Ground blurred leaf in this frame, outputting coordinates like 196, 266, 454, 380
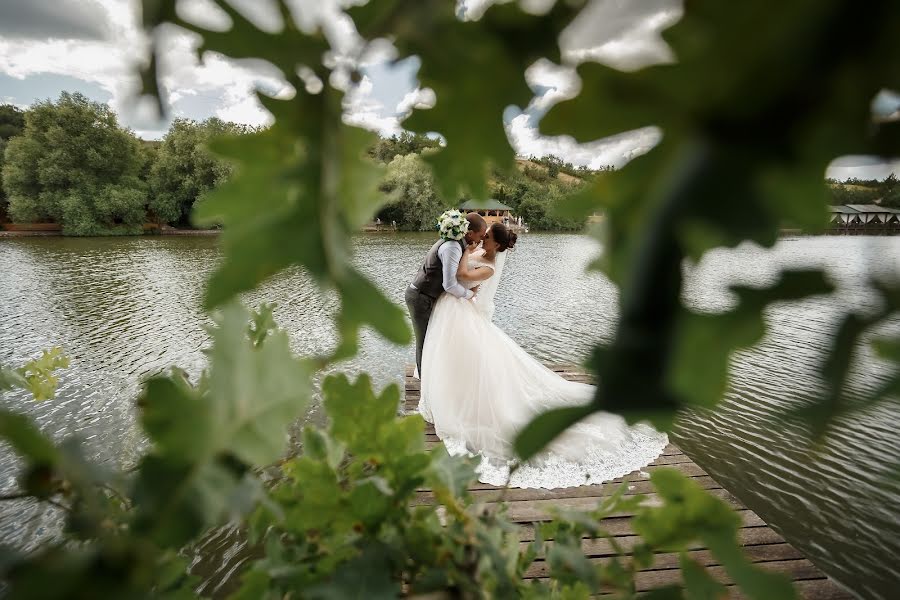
705, 531, 796, 600
788, 279, 900, 437
0, 409, 60, 465
142, 1, 410, 359
14, 347, 69, 401
546, 542, 599, 589
514, 404, 595, 462
194, 90, 409, 360
248, 302, 277, 347
228, 570, 278, 600
355, 0, 579, 200
323, 374, 402, 456
0, 366, 28, 394
643, 587, 686, 600
427, 446, 477, 500
132, 454, 252, 547
633, 469, 739, 550
681, 554, 727, 600
206, 303, 312, 466
306, 543, 400, 599
141, 302, 311, 466
302, 426, 346, 471
667, 270, 833, 411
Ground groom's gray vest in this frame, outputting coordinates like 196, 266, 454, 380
412, 239, 465, 299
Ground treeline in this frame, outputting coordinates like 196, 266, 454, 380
0, 93, 604, 235
826, 174, 900, 208
373, 132, 606, 231
0, 93, 251, 235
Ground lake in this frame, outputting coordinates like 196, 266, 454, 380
1, 233, 898, 598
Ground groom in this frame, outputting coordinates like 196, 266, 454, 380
406, 212, 487, 378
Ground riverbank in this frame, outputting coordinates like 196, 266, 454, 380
0, 224, 222, 237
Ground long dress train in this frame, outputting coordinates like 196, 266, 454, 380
419, 250, 668, 489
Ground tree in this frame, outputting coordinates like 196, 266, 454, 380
2, 92, 146, 234
0, 104, 26, 218
147, 118, 244, 226
377, 153, 445, 230
367, 131, 440, 163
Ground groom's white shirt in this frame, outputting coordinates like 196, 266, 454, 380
437, 242, 473, 300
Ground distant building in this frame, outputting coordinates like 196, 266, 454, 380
828, 204, 900, 232
458, 199, 514, 226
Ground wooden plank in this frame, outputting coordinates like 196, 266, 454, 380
412, 475, 723, 505
518, 526, 785, 560
523, 542, 804, 578
596, 578, 853, 599
630, 560, 823, 591
498, 488, 743, 523
732, 578, 854, 600
515, 509, 767, 541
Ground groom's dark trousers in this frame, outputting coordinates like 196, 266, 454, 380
407, 238, 464, 377
405, 286, 435, 378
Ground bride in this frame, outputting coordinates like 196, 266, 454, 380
419, 223, 668, 489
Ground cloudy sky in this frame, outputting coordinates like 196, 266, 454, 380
1, 0, 897, 178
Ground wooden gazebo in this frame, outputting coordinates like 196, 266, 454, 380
458, 199, 515, 226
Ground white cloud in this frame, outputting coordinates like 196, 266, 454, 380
342, 74, 404, 136
826, 156, 900, 181
561, 0, 682, 71
506, 111, 660, 169
396, 87, 435, 118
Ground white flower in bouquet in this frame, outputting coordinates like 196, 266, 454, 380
436, 209, 469, 241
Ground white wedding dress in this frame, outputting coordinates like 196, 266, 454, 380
419, 249, 668, 489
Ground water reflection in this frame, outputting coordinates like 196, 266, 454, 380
0, 234, 898, 598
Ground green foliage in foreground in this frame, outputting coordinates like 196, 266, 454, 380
0, 314, 791, 599
0, 0, 898, 597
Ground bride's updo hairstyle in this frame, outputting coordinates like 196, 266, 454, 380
491, 223, 518, 252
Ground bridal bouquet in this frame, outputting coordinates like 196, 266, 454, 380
437, 209, 469, 241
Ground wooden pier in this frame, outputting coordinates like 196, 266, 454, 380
404, 365, 851, 598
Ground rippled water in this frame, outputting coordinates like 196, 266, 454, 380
0, 233, 898, 598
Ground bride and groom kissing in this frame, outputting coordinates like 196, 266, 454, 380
405, 210, 668, 490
